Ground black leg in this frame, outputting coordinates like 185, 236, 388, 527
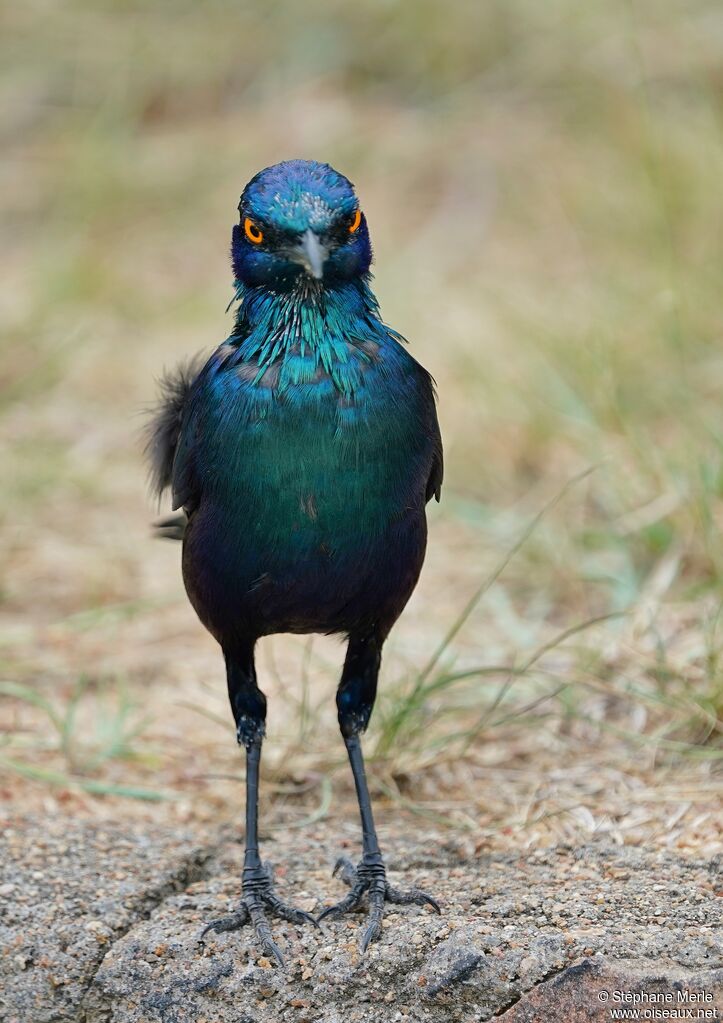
200, 640, 317, 965
318, 630, 440, 950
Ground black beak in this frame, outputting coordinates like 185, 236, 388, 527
292, 229, 328, 280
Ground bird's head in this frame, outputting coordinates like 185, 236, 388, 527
231, 160, 372, 290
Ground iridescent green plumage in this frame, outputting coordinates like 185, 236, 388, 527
147, 160, 442, 963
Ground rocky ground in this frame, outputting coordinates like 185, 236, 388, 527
1, 815, 721, 1023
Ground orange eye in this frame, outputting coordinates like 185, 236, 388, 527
349, 208, 362, 233
244, 217, 263, 244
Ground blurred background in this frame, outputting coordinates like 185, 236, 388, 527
1, 0, 721, 853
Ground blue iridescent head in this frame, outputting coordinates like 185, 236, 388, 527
231, 160, 372, 290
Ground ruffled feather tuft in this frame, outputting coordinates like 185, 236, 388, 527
144, 357, 203, 501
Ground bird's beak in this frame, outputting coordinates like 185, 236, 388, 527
292, 229, 328, 280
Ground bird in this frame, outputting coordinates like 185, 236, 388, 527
146, 159, 443, 966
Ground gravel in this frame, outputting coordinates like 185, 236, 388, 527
1, 815, 721, 1022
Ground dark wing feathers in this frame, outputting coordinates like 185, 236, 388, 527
422, 370, 443, 504
145, 356, 204, 513
426, 442, 443, 503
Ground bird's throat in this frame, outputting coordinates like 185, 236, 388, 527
228, 277, 387, 395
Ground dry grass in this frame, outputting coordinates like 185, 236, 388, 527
1, 0, 721, 854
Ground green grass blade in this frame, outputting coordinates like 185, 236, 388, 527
0, 756, 171, 800
0, 681, 64, 734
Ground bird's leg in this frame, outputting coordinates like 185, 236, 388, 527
200, 641, 317, 966
318, 630, 440, 951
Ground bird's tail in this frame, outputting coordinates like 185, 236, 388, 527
153, 512, 187, 541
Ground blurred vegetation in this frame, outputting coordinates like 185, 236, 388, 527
0, 0, 721, 831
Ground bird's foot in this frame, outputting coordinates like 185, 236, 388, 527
317, 855, 440, 952
199, 862, 317, 967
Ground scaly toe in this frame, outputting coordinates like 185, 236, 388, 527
359, 879, 385, 952
247, 894, 287, 967
199, 904, 251, 939
319, 854, 442, 951
260, 934, 285, 968
262, 891, 320, 929
331, 856, 359, 887
199, 868, 316, 965
385, 884, 441, 913
316, 880, 366, 923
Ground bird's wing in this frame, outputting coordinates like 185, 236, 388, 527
145, 356, 205, 520
422, 370, 443, 504
426, 436, 443, 503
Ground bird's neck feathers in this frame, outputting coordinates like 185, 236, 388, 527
226, 277, 401, 395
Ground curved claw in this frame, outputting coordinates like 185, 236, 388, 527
198, 871, 316, 967
360, 880, 385, 952
331, 856, 358, 886
258, 933, 285, 968
321, 855, 442, 952
386, 885, 441, 914
267, 943, 285, 968
316, 878, 367, 923
199, 905, 250, 939
247, 894, 287, 967
360, 919, 382, 954
263, 891, 320, 929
